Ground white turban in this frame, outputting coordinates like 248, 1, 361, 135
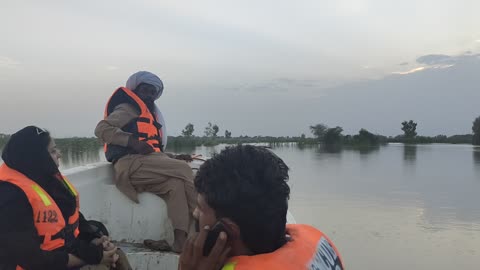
126, 71, 164, 100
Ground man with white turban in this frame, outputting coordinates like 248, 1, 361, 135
95, 71, 195, 252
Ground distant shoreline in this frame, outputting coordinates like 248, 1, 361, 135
0, 134, 476, 152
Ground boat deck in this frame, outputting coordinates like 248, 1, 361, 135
117, 242, 179, 270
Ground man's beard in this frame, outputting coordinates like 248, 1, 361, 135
145, 99, 156, 113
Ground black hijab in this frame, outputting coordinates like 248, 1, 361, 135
1, 126, 76, 218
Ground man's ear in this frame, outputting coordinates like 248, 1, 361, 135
220, 218, 240, 240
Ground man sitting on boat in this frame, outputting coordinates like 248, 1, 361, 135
179, 145, 345, 270
95, 71, 196, 253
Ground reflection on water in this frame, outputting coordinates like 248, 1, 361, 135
167, 144, 198, 156
313, 145, 342, 162
309, 144, 381, 162
295, 142, 309, 151
403, 144, 417, 163
320, 144, 343, 154
276, 143, 480, 270
474, 149, 480, 177
474, 149, 480, 164
353, 145, 380, 156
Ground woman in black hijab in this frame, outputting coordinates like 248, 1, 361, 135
0, 126, 123, 270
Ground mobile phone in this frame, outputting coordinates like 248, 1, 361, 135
203, 221, 226, 256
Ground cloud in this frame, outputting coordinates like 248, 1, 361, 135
391, 52, 480, 75
399, 62, 409, 66
392, 66, 425, 75
392, 63, 456, 76
231, 78, 328, 94
416, 54, 455, 65
416, 53, 480, 66
106, 65, 119, 71
0, 56, 20, 69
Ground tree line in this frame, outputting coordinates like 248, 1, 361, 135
309, 116, 480, 146
1, 116, 479, 150
172, 116, 480, 147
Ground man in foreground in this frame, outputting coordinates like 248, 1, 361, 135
179, 145, 344, 270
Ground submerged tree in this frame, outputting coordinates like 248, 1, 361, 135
401, 120, 417, 139
323, 126, 343, 145
204, 122, 213, 137
204, 122, 219, 137
310, 124, 328, 141
182, 123, 194, 137
212, 124, 219, 137
310, 124, 343, 144
353, 128, 379, 145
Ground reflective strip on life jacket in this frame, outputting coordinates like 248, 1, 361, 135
61, 175, 80, 237
31, 184, 52, 206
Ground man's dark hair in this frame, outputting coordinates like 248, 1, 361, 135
194, 145, 290, 254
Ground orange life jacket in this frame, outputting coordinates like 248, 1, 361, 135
0, 164, 80, 270
222, 224, 344, 270
103, 87, 163, 162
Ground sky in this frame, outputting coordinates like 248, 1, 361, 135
0, 0, 479, 137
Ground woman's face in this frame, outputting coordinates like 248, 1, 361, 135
48, 138, 61, 167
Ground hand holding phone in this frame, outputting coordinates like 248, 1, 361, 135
178, 222, 231, 270
203, 221, 227, 256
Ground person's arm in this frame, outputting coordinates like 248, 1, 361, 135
68, 238, 104, 265
69, 213, 106, 265
67, 254, 86, 268
78, 212, 100, 243
0, 183, 71, 270
94, 103, 139, 146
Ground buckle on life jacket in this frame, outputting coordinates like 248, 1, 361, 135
153, 121, 163, 129
137, 132, 149, 139
137, 117, 151, 123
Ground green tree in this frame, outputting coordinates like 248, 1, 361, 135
204, 122, 214, 137
212, 124, 219, 137
324, 126, 343, 145
204, 122, 219, 137
181, 123, 194, 137
473, 116, 480, 145
310, 124, 328, 141
225, 130, 232, 138
401, 120, 417, 139
353, 128, 379, 145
